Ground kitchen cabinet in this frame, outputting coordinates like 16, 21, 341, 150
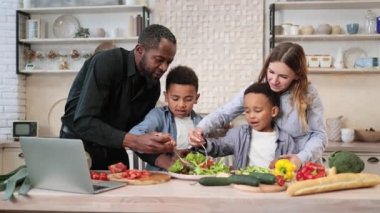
1, 147, 25, 174
0, 148, 2, 174
16, 4, 150, 74
269, 0, 380, 74
322, 142, 380, 175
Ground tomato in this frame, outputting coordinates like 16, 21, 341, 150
90, 171, 100, 180
108, 162, 127, 173
99, 172, 109, 181
276, 175, 286, 186
121, 169, 151, 180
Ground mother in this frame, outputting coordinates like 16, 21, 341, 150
190, 42, 327, 170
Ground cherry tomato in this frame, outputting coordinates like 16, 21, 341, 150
276, 175, 286, 186
90, 171, 100, 180
99, 172, 109, 181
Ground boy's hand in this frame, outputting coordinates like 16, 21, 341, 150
279, 154, 302, 171
188, 128, 205, 147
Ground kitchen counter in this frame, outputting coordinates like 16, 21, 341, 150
2, 140, 380, 152
0, 179, 379, 212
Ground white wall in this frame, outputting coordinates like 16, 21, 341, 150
0, 0, 26, 140
21, 0, 265, 138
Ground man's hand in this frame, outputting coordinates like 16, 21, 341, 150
188, 128, 205, 147
123, 132, 175, 153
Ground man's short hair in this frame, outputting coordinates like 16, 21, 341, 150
138, 24, 176, 50
166, 65, 198, 92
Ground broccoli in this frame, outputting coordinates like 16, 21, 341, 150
328, 151, 365, 173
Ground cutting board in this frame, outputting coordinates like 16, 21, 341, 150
107, 172, 171, 185
232, 183, 286, 193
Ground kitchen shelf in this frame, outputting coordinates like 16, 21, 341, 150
275, 34, 380, 42
19, 37, 138, 44
18, 5, 150, 14
274, 0, 380, 10
19, 69, 80, 74
309, 68, 380, 74
16, 4, 150, 75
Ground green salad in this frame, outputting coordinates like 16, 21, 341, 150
168, 152, 230, 175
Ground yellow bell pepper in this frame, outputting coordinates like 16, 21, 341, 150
274, 159, 296, 181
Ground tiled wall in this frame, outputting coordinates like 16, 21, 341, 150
0, 0, 26, 140
152, 0, 264, 113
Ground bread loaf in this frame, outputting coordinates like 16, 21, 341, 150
287, 173, 380, 196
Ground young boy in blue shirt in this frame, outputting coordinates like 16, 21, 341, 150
129, 65, 202, 170
190, 82, 296, 169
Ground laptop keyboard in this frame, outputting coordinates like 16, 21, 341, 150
93, 184, 108, 191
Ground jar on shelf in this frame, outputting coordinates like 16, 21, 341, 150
364, 10, 377, 34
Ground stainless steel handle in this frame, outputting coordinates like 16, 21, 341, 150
367, 157, 379, 164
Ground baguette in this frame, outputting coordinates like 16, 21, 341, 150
287, 173, 380, 196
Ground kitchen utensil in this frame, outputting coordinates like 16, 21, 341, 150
173, 149, 195, 170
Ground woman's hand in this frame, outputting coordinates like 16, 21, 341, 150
279, 154, 302, 171
188, 128, 205, 147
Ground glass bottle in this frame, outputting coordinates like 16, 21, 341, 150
365, 10, 377, 34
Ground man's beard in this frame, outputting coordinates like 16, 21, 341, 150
138, 55, 158, 86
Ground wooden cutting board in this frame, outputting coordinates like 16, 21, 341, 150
107, 172, 171, 185
232, 183, 287, 193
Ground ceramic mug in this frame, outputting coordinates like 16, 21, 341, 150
346, 23, 359, 34
341, 128, 355, 143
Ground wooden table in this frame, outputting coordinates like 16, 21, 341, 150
1, 179, 380, 213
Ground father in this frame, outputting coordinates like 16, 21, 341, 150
60, 24, 177, 169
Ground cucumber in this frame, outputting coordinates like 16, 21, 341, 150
198, 177, 231, 186
228, 175, 259, 186
249, 172, 276, 185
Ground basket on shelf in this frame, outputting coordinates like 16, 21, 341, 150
355, 129, 380, 142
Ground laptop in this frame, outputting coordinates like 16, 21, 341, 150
20, 137, 126, 194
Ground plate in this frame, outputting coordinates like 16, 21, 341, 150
343, 47, 367, 68
168, 172, 215, 181
53, 15, 80, 38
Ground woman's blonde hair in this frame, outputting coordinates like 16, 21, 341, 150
258, 42, 310, 131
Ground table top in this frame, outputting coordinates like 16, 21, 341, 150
1, 179, 380, 212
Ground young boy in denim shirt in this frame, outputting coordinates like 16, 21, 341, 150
129, 65, 202, 170
190, 82, 296, 169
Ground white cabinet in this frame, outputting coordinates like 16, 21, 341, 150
322, 152, 380, 175
269, 0, 380, 74
2, 147, 25, 174
16, 5, 150, 74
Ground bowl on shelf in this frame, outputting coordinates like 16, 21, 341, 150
355, 129, 380, 142
316, 24, 332, 34
300, 25, 314, 35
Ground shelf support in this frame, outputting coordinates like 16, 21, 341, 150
269, 3, 275, 49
